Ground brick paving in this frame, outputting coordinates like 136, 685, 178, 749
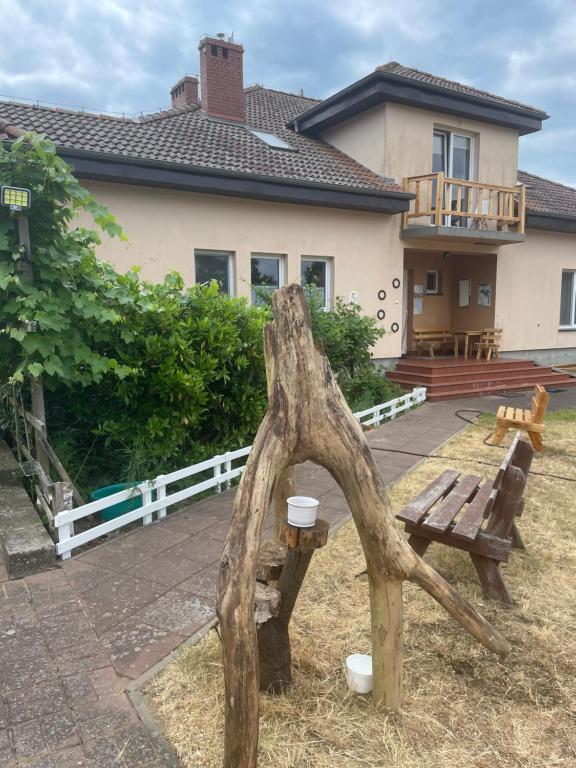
0, 389, 574, 766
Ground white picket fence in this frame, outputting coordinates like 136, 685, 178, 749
54, 386, 426, 559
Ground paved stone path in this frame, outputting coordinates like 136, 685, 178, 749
1, 388, 574, 766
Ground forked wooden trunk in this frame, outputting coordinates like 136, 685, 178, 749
217, 285, 509, 768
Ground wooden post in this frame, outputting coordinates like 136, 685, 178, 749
217, 285, 510, 768
369, 575, 403, 710
519, 184, 526, 234
30, 378, 49, 476
435, 172, 445, 226
52, 481, 74, 560
17, 213, 50, 476
258, 519, 328, 692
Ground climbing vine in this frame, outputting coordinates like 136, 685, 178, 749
0, 132, 132, 385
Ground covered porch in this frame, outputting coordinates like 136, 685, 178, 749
401, 248, 497, 358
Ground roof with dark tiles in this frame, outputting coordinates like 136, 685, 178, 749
376, 62, 548, 118
0, 88, 403, 195
1, 78, 572, 222
518, 170, 576, 220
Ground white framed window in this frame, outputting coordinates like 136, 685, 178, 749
560, 270, 576, 329
194, 250, 234, 295
301, 257, 332, 309
426, 270, 440, 294
250, 253, 285, 305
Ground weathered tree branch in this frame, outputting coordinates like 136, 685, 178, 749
217, 285, 509, 768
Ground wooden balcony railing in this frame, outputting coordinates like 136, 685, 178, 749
402, 172, 525, 234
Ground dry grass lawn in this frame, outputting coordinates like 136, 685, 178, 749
147, 410, 576, 767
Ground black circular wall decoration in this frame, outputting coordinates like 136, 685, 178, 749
391, 322, 400, 333
377, 289, 386, 301
392, 278, 401, 289
377, 309, 386, 320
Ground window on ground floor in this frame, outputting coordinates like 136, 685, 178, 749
301, 257, 331, 309
195, 250, 234, 295
251, 254, 285, 305
560, 270, 576, 328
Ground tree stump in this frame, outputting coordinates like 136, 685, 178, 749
258, 519, 328, 692
217, 284, 510, 768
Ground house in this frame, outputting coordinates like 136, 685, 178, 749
1, 34, 575, 379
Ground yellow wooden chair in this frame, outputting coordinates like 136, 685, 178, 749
493, 384, 550, 452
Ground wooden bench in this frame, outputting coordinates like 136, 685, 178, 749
413, 329, 454, 359
493, 384, 549, 452
396, 432, 534, 603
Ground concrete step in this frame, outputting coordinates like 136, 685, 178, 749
0, 440, 55, 578
425, 375, 576, 401
393, 359, 536, 376
387, 367, 567, 387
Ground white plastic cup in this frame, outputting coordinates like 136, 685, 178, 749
286, 496, 319, 528
345, 653, 373, 694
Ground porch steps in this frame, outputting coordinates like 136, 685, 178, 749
387, 358, 576, 401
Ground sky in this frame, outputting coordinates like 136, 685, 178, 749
0, 0, 575, 185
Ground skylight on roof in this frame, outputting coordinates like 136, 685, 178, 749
247, 128, 294, 150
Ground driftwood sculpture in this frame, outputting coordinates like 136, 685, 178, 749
217, 284, 509, 768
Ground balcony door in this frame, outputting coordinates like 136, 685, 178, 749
433, 130, 473, 225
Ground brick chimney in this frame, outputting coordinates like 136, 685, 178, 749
170, 75, 199, 108
199, 34, 245, 123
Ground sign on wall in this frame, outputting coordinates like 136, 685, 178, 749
478, 283, 492, 307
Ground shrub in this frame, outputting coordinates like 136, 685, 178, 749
305, 292, 403, 411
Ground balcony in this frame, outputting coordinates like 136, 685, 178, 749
401, 172, 526, 246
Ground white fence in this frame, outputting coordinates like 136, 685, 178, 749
54, 386, 426, 559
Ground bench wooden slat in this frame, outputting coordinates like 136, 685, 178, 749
405, 522, 512, 562
505, 406, 514, 421
396, 469, 460, 524
489, 432, 520, 503
422, 474, 482, 533
451, 479, 494, 541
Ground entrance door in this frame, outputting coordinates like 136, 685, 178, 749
401, 268, 413, 355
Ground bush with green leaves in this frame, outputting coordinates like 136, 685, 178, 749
304, 291, 402, 411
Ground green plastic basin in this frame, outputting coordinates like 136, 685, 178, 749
90, 482, 143, 522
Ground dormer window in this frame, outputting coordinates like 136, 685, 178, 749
247, 128, 294, 151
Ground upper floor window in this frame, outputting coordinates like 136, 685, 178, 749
433, 129, 473, 181
560, 270, 576, 329
195, 250, 234, 295
301, 257, 331, 310
251, 254, 285, 305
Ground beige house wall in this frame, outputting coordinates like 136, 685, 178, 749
495, 230, 576, 352
322, 105, 387, 177
382, 102, 519, 186
320, 101, 519, 187
79, 180, 405, 359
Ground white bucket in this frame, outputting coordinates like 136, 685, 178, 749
345, 653, 373, 694
286, 496, 319, 528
